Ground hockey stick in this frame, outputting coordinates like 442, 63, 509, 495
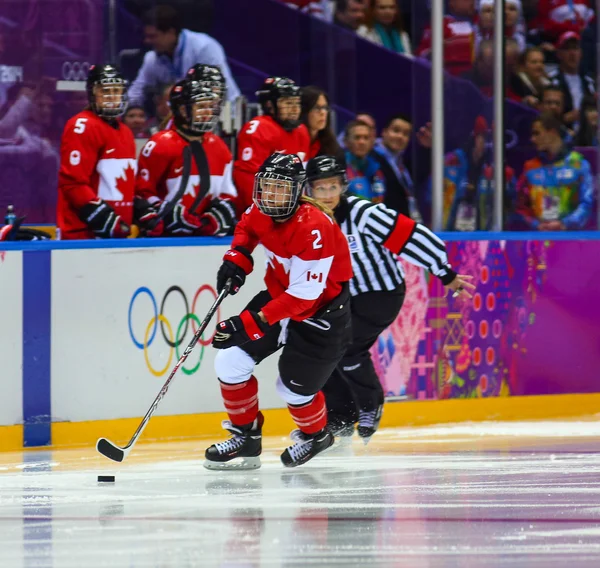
96, 279, 232, 462
188, 139, 212, 215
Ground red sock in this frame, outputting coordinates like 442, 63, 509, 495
288, 391, 327, 434
219, 376, 259, 427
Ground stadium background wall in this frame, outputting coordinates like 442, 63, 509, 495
1, 233, 599, 452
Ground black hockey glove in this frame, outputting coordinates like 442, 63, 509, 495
216, 246, 253, 295
199, 198, 237, 237
78, 199, 130, 239
163, 202, 204, 236
133, 197, 164, 237
212, 310, 269, 349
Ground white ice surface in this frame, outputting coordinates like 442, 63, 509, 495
1, 421, 600, 567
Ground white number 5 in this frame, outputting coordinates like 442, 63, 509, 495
311, 229, 322, 249
73, 117, 88, 134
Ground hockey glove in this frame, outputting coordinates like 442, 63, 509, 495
78, 199, 130, 239
163, 202, 204, 236
198, 198, 237, 237
216, 246, 254, 295
212, 310, 269, 349
133, 197, 164, 237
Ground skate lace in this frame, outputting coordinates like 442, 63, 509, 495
288, 429, 312, 462
358, 409, 377, 428
214, 420, 246, 454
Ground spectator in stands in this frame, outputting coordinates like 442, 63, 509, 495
509, 47, 549, 108
536, 0, 594, 45
505, 0, 527, 52
357, 0, 412, 55
439, 116, 517, 232
516, 113, 593, 230
540, 85, 566, 119
344, 119, 386, 202
548, 32, 595, 130
475, 0, 525, 53
373, 114, 431, 220
356, 112, 376, 144
505, 38, 522, 78
128, 5, 240, 110
417, 0, 476, 76
300, 86, 343, 159
279, 0, 332, 20
148, 83, 173, 134
333, 0, 366, 31
123, 105, 150, 138
461, 40, 494, 97
575, 94, 598, 146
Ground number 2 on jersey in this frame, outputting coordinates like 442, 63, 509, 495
311, 229, 322, 249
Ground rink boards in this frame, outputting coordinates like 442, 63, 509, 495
2, 234, 600, 451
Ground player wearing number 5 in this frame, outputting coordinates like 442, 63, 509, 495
204, 153, 353, 470
232, 77, 310, 214
57, 65, 136, 240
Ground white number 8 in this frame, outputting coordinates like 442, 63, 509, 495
142, 140, 156, 158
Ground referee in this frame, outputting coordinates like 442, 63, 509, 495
305, 156, 474, 443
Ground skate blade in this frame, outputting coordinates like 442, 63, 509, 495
203, 456, 261, 471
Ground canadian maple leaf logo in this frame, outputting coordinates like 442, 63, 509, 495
115, 163, 136, 197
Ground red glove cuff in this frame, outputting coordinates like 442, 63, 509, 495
223, 247, 253, 275
240, 310, 266, 341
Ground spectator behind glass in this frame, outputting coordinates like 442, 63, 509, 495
504, 0, 526, 52
128, 4, 240, 110
536, 0, 594, 44
123, 105, 150, 138
548, 32, 595, 129
475, 0, 525, 53
575, 95, 598, 147
516, 113, 593, 230
333, 0, 366, 31
417, 0, 476, 76
300, 86, 343, 160
373, 114, 431, 220
344, 120, 386, 203
148, 83, 173, 134
509, 47, 549, 108
461, 40, 494, 97
278, 0, 332, 20
357, 0, 412, 55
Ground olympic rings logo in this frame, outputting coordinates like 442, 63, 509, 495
62, 61, 90, 82
128, 285, 220, 377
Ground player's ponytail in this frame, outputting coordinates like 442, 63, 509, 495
299, 196, 335, 222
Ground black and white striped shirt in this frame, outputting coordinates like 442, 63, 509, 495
335, 196, 455, 296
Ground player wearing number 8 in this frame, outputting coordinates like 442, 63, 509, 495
205, 153, 353, 469
232, 77, 310, 215
57, 64, 137, 240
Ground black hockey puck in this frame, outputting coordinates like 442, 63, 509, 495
97, 475, 115, 483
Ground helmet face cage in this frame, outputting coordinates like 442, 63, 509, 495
187, 87, 222, 134
257, 78, 301, 131
90, 76, 127, 119
253, 171, 304, 219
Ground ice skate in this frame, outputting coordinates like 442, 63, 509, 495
280, 428, 334, 467
204, 412, 264, 470
357, 405, 383, 445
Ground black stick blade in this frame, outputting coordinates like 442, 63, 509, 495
97, 438, 125, 462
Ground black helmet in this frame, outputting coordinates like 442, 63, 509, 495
170, 76, 220, 135
256, 77, 301, 132
86, 64, 127, 120
253, 153, 306, 220
305, 155, 347, 196
185, 64, 226, 132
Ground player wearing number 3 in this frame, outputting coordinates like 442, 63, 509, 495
204, 153, 353, 469
57, 65, 136, 240
232, 77, 310, 214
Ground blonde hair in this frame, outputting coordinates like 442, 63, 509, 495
300, 195, 335, 221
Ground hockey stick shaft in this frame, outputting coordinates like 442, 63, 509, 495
101, 280, 231, 458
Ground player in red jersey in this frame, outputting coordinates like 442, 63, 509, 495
232, 77, 310, 213
204, 153, 353, 470
57, 64, 136, 240
134, 65, 236, 236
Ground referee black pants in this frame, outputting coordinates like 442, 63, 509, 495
322, 285, 406, 423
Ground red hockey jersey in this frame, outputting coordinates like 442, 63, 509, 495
537, 0, 594, 40
417, 16, 475, 76
233, 116, 310, 213
135, 125, 236, 210
232, 202, 353, 325
57, 110, 136, 240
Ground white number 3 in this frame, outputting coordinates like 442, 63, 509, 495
311, 229, 322, 249
73, 117, 88, 134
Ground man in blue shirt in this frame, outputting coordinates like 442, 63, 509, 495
128, 5, 240, 108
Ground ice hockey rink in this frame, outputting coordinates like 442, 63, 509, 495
2, 421, 600, 568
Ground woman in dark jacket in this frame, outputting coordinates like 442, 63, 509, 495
300, 86, 344, 160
